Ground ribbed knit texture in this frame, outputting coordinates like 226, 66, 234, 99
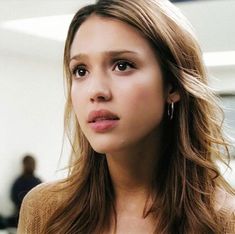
17, 182, 235, 234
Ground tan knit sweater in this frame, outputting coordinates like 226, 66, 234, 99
17, 182, 235, 234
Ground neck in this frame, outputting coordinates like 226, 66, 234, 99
106, 129, 162, 206
23, 171, 34, 176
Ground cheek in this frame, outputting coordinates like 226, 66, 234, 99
127, 84, 165, 110
121, 83, 166, 131
71, 85, 83, 110
71, 85, 85, 122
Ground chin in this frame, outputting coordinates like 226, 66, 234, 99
89, 139, 124, 155
91, 144, 116, 155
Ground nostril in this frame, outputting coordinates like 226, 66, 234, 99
90, 92, 112, 102
90, 95, 106, 102
97, 96, 107, 101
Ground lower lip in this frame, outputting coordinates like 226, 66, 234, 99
89, 119, 119, 133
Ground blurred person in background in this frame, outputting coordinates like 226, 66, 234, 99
7, 155, 42, 228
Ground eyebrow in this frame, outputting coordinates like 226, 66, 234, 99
70, 50, 138, 61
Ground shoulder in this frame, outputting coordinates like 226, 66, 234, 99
214, 188, 235, 233
31, 175, 42, 183
36, 176, 42, 183
23, 181, 63, 203
12, 176, 23, 185
17, 181, 66, 234
215, 188, 235, 214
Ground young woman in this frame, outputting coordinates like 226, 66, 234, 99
18, 0, 235, 233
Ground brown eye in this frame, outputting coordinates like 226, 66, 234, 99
117, 62, 128, 71
114, 60, 134, 72
72, 66, 88, 78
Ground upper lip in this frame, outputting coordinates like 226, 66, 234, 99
88, 109, 120, 123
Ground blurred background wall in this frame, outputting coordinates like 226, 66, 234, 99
0, 0, 234, 217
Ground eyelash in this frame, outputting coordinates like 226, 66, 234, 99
71, 65, 88, 78
71, 59, 136, 79
112, 59, 136, 72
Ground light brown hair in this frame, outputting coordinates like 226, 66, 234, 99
44, 0, 234, 233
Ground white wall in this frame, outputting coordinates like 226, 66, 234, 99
209, 66, 235, 93
0, 54, 69, 216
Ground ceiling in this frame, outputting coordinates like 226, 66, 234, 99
0, 0, 234, 62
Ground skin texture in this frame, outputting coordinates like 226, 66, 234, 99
69, 15, 180, 233
70, 15, 167, 154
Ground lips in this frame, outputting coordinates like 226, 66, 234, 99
88, 109, 119, 132
88, 110, 119, 123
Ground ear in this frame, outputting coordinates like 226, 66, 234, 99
166, 84, 180, 104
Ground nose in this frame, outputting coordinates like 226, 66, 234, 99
88, 74, 112, 103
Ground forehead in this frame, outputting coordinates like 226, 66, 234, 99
70, 15, 153, 58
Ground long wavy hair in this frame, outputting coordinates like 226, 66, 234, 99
44, 0, 234, 233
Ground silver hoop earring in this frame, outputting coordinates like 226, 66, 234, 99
167, 102, 174, 120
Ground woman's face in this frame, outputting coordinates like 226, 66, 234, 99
69, 15, 168, 154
